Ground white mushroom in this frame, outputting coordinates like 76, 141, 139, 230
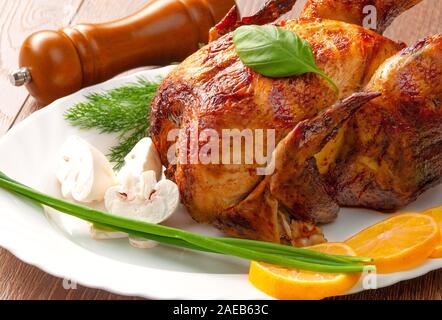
128, 237, 159, 249
104, 170, 179, 224
117, 137, 162, 182
57, 136, 117, 203
90, 225, 158, 249
90, 224, 127, 240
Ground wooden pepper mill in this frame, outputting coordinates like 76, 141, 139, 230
9, 0, 235, 105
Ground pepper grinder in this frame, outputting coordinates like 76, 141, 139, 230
9, 0, 235, 105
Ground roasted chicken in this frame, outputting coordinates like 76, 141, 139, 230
150, 0, 442, 246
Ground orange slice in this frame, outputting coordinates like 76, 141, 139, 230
346, 213, 440, 273
249, 243, 361, 300
422, 206, 442, 258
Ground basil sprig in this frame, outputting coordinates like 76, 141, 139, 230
233, 25, 338, 93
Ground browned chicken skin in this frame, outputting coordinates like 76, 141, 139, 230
272, 34, 442, 229
322, 34, 442, 211
150, 0, 441, 245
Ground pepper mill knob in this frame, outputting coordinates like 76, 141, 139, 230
9, 67, 32, 86
11, 0, 235, 105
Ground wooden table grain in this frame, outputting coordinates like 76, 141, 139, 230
0, 0, 441, 300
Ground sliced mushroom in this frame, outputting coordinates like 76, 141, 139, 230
117, 137, 162, 182
104, 171, 179, 224
90, 224, 127, 240
128, 237, 159, 249
57, 136, 117, 203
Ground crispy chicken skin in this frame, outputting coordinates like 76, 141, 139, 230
221, 92, 381, 244
278, 34, 442, 221
150, 0, 439, 245
270, 92, 381, 223
321, 34, 442, 211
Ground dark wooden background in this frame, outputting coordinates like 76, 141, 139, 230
0, 0, 441, 299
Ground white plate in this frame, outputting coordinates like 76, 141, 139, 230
0, 66, 441, 300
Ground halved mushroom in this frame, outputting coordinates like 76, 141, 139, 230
117, 137, 162, 182
90, 224, 127, 240
128, 237, 158, 249
104, 170, 179, 224
56, 136, 117, 203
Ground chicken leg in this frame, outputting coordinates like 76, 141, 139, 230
209, 0, 298, 41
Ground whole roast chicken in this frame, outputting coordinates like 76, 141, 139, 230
150, 0, 442, 246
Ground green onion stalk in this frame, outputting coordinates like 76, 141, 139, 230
0, 171, 373, 273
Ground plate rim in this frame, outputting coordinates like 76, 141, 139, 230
0, 66, 440, 299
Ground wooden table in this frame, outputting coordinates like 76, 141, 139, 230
0, 0, 441, 300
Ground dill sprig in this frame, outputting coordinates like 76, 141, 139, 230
64, 78, 160, 169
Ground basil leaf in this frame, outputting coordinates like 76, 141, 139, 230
233, 25, 338, 93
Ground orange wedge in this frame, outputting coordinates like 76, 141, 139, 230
422, 206, 442, 258
346, 213, 440, 273
249, 243, 361, 300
